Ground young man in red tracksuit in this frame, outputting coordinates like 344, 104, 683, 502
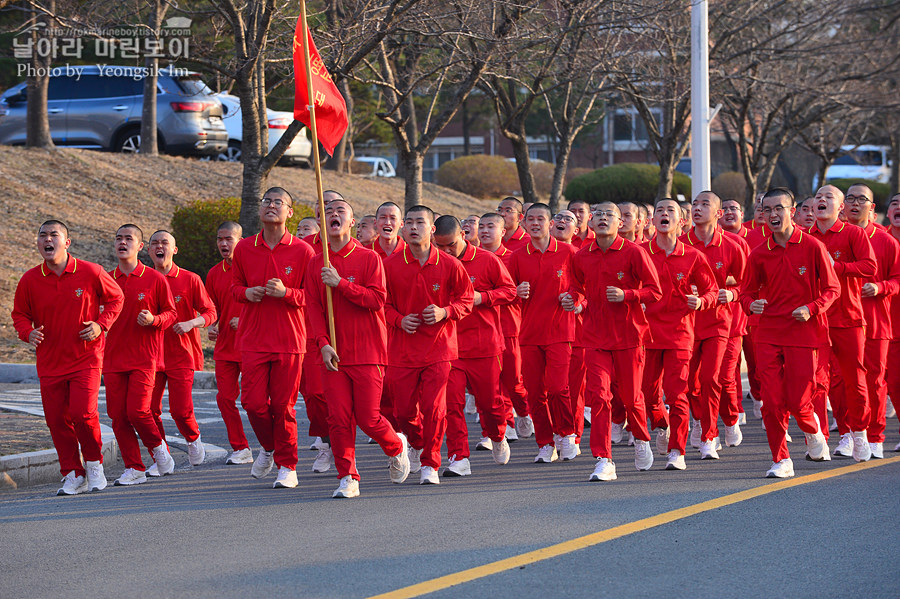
478, 213, 534, 439
887, 194, 900, 451
808, 184, 877, 461
383, 205, 474, 485
506, 204, 580, 464
232, 187, 315, 489
434, 215, 517, 476
104, 225, 177, 486
718, 199, 750, 427
206, 221, 254, 466
641, 199, 717, 471
147, 230, 217, 474
845, 184, 900, 459
563, 202, 662, 481
304, 199, 411, 498
12, 220, 124, 496
498, 197, 530, 251
740, 188, 836, 477
568, 200, 596, 249
681, 191, 746, 459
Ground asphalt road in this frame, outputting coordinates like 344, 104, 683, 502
1, 386, 898, 599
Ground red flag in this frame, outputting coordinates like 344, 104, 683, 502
292, 19, 348, 156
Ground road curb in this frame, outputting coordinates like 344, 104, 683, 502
0, 363, 217, 388
0, 425, 118, 490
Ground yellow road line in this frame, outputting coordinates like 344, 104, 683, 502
369, 456, 900, 599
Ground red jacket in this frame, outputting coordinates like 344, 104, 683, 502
506, 237, 578, 346
740, 227, 840, 348
369, 237, 407, 261
571, 228, 596, 249
304, 232, 324, 255
455, 243, 516, 359
12, 257, 123, 378
232, 231, 314, 354
860, 222, 900, 340
205, 259, 242, 362
727, 231, 751, 337
681, 227, 746, 340
305, 238, 388, 366
504, 226, 530, 252
569, 235, 661, 351
157, 264, 216, 371
491, 245, 522, 338
104, 263, 177, 373
640, 237, 717, 351
383, 244, 474, 366
808, 220, 877, 328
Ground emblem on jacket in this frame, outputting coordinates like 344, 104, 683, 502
833, 251, 841, 260
557, 270, 564, 278
799, 266, 807, 275
470, 276, 476, 283
617, 272, 624, 280
175, 295, 183, 303
676, 272, 685, 281
433, 283, 441, 291
137, 292, 146, 301
75, 288, 83, 297
347, 276, 356, 283
285, 266, 293, 275
715, 261, 724, 269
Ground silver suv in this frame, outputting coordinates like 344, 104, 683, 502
0, 65, 227, 156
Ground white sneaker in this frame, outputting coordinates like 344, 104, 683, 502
833, 433, 853, 458
690, 419, 702, 448
492, 437, 511, 465
699, 439, 720, 460
584, 406, 592, 426
738, 412, 747, 425
309, 437, 327, 451
85, 460, 107, 492
367, 437, 377, 444
829, 418, 839, 432
146, 463, 160, 477
724, 424, 742, 447
475, 437, 493, 451
785, 431, 793, 443
312, 446, 334, 473
152, 443, 175, 476
388, 433, 411, 483
628, 432, 635, 446
558, 434, 578, 461
766, 458, 795, 478
273, 466, 298, 488
893, 440, 900, 452
57, 471, 88, 496
443, 455, 471, 477
250, 449, 275, 478
886, 403, 896, 419
187, 436, 206, 466
655, 427, 670, 456
464, 394, 477, 415
869, 442, 884, 459
515, 415, 535, 438
752, 399, 763, 419
226, 447, 254, 465
634, 440, 653, 471
804, 428, 829, 462
851, 431, 871, 462
114, 468, 147, 486
534, 444, 558, 463
589, 458, 617, 481
333, 475, 359, 498
505, 425, 519, 442
408, 446, 423, 473
665, 450, 686, 471
611, 422, 625, 444
419, 466, 440, 485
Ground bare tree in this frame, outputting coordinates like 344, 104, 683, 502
24, 0, 55, 149
139, 0, 168, 156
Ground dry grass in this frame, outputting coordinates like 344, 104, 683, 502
0, 146, 491, 363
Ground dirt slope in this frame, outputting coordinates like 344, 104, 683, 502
0, 146, 491, 363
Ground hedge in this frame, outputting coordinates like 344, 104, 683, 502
435, 155, 519, 199
564, 163, 691, 205
171, 197, 313, 279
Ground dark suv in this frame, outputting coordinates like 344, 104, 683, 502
0, 65, 227, 156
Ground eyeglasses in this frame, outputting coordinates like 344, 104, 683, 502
844, 195, 871, 205
553, 215, 576, 223
762, 205, 788, 215
592, 210, 618, 218
260, 198, 290, 208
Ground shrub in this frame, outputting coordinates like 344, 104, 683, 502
564, 163, 691, 205
171, 197, 313, 280
712, 171, 747, 202
826, 178, 892, 211
435, 155, 519, 199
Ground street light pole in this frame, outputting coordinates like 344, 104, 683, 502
691, 0, 711, 196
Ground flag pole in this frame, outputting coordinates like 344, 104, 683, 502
299, 0, 337, 362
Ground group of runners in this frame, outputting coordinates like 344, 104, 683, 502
11, 181, 900, 498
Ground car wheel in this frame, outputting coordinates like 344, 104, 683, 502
217, 141, 241, 162
116, 131, 142, 153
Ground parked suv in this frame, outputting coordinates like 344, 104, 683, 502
0, 65, 227, 156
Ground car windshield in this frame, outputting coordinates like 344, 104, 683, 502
833, 151, 884, 167
173, 75, 213, 97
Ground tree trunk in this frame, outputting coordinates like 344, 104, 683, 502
328, 78, 352, 173
25, 1, 53, 149
461, 100, 471, 156
140, 0, 166, 156
815, 160, 828, 192
656, 163, 675, 201
549, 139, 574, 211
237, 80, 264, 233
401, 151, 424, 211
510, 135, 538, 206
